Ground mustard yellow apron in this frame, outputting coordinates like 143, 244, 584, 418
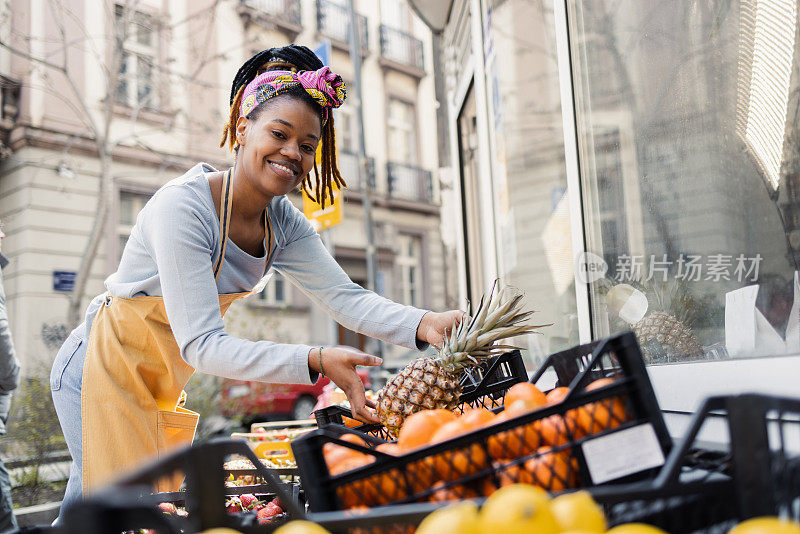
81, 168, 274, 493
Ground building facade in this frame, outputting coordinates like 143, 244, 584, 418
0, 0, 446, 374
429, 0, 800, 431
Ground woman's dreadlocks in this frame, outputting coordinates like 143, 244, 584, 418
220, 45, 345, 208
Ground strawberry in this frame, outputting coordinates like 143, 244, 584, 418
157, 503, 177, 515
270, 496, 286, 512
256, 503, 282, 525
239, 493, 259, 510
225, 496, 243, 514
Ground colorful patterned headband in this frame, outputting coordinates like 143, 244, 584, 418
239, 67, 347, 125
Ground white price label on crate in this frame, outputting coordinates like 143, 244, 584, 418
581, 423, 665, 484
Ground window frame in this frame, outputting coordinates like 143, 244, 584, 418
112, 184, 156, 272
549, 0, 800, 436
385, 95, 420, 165
112, 3, 163, 112
257, 271, 290, 307
395, 233, 425, 308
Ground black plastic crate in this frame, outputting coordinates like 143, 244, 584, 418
591, 393, 800, 533
314, 350, 528, 439
302, 394, 800, 534
294, 333, 672, 512
50, 439, 304, 534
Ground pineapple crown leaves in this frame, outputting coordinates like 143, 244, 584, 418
436, 280, 550, 368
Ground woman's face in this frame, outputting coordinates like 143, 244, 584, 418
236, 96, 321, 199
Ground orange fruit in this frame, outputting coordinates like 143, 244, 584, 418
398, 409, 456, 451
323, 433, 369, 471
406, 457, 436, 495
568, 378, 629, 437
367, 467, 405, 505
525, 446, 578, 492
343, 416, 361, 428
539, 414, 570, 446
459, 408, 496, 429
334, 455, 377, 508
427, 419, 488, 481
504, 383, 548, 408
429, 481, 481, 502
431, 419, 470, 443
546, 386, 570, 404
328, 453, 370, 476
494, 460, 534, 487
486, 404, 544, 460
375, 443, 401, 455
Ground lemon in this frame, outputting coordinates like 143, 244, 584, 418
416, 501, 480, 534
729, 517, 800, 534
272, 520, 331, 534
480, 484, 559, 534
607, 523, 669, 534
550, 490, 606, 532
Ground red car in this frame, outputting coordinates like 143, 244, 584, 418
219, 369, 371, 423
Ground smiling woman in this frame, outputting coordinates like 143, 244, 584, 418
49, 45, 465, 521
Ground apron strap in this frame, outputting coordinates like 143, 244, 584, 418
265, 204, 274, 270
213, 167, 276, 282
213, 168, 234, 282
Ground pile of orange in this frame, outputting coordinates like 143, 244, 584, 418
323, 379, 631, 509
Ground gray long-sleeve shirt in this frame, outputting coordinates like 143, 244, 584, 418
75, 163, 428, 385
0, 254, 21, 434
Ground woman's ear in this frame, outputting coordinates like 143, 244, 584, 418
235, 115, 249, 147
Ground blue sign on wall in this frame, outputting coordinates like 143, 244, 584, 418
314, 40, 331, 67
53, 270, 76, 292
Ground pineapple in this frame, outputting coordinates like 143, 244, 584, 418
376, 282, 545, 437
606, 278, 704, 363
633, 311, 703, 362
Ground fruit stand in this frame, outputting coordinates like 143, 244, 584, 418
24, 329, 799, 534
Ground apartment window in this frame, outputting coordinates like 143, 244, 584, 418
387, 98, 417, 164
259, 272, 288, 305
380, 0, 412, 31
397, 234, 422, 307
335, 102, 357, 153
118, 190, 151, 261
114, 5, 159, 110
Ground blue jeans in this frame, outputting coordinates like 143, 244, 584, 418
0, 452, 17, 533
49, 327, 86, 521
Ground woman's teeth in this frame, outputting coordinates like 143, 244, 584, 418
272, 162, 295, 175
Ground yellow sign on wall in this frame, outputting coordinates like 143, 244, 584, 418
302, 182, 343, 231
303, 140, 345, 230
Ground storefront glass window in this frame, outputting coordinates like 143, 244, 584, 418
484, 0, 579, 366
567, 0, 800, 361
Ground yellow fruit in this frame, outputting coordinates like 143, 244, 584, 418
729, 517, 800, 534
550, 490, 606, 532
480, 484, 560, 534
272, 521, 331, 534
416, 501, 480, 534
607, 523, 669, 534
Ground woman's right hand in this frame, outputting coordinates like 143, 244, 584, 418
309, 346, 382, 424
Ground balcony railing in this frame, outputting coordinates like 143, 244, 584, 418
338, 151, 375, 191
0, 75, 21, 151
387, 162, 433, 203
239, 0, 301, 29
316, 0, 369, 52
379, 25, 424, 71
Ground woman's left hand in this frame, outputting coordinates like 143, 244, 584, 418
416, 310, 467, 349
